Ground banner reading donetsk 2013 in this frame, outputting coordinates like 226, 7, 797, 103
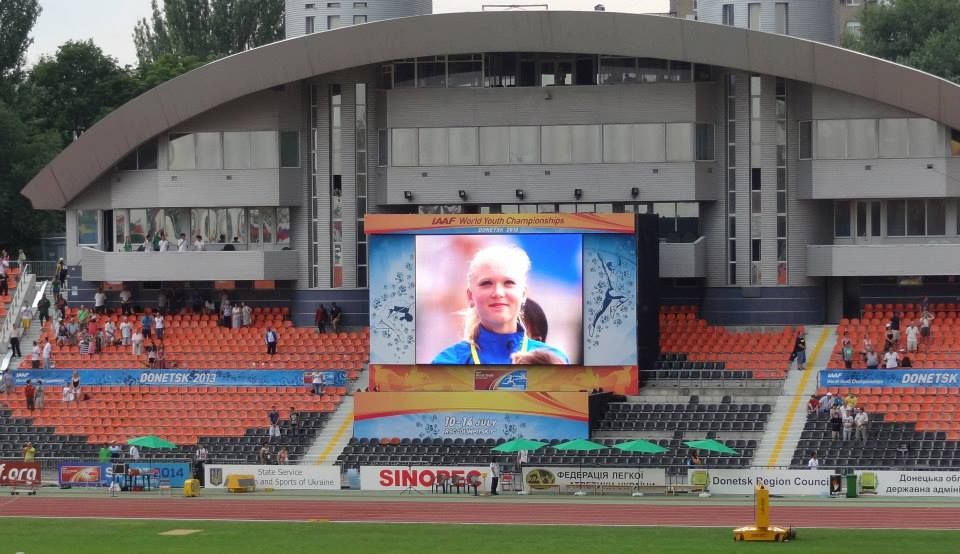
12, 369, 345, 388
353, 391, 588, 440
820, 369, 960, 388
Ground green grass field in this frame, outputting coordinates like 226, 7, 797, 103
3, 519, 958, 554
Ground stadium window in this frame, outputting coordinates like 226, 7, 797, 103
695, 123, 715, 161
76, 210, 99, 246
834, 201, 851, 237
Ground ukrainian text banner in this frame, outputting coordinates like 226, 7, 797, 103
204, 464, 340, 490
353, 391, 588, 440
369, 365, 638, 395
858, 471, 960, 497
820, 369, 960, 388
12, 369, 345, 388
521, 466, 666, 493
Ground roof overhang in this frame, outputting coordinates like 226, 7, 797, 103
22, 10, 960, 209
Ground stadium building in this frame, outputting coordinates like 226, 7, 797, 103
22, 10, 960, 327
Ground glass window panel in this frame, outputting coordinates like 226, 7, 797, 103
777, 215, 787, 238
752, 167, 761, 191
695, 123, 714, 161
77, 210, 99, 245
509, 126, 540, 164
599, 57, 637, 85
728, 217, 736, 237
114, 210, 128, 251
603, 124, 633, 163
776, 191, 786, 214
118, 151, 137, 170
417, 57, 446, 88
248, 208, 262, 244
195, 132, 222, 169
847, 119, 878, 159
927, 200, 945, 236
571, 125, 601, 163
277, 207, 291, 246
168, 133, 196, 170
480, 127, 510, 165
223, 132, 251, 169
541, 125, 572, 164
775, 2, 789, 34
871, 201, 881, 236
748, 2, 760, 29
777, 167, 786, 189
637, 58, 667, 83
448, 127, 478, 165
907, 199, 926, 236
634, 124, 666, 162
394, 61, 415, 88
878, 119, 909, 158
418, 127, 449, 166
378, 129, 388, 165
728, 145, 736, 167
776, 98, 786, 120
856, 201, 867, 237
908, 118, 940, 157
952, 128, 960, 156
729, 241, 736, 262
751, 239, 761, 262
128, 209, 147, 245
729, 263, 737, 285
666, 123, 694, 162
391, 128, 419, 166
816, 120, 847, 159
887, 200, 905, 236
668, 61, 691, 82
250, 131, 278, 168
138, 138, 158, 169
834, 200, 851, 237
218, 208, 247, 244
777, 238, 787, 262
776, 120, 786, 144
356, 151, 366, 171
261, 207, 276, 244
280, 131, 300, 167
799, 121, 812, 159
191, 208, 211, 242
751, 191, 761, 214
728, 192, 736, 213
484, 53, 517, 88
447, 55, 483, 87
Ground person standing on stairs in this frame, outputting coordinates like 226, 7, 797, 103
791, 331, 807, 370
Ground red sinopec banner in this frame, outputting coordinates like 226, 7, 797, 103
0, 461, 41, 486
359, 466, 489, 491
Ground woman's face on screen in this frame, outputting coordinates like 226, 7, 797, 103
467, 260, 527, 334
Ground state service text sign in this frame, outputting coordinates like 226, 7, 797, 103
860, 471, 960, 497
521, 466, 666, 492
204, 465, 340, 490
707, 469, 833, 495
360, 465, 489, 491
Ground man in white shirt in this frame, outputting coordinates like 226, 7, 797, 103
854, 408, 869, 443
807, 453, 819, 470
177, 233, 188, 252
120, 287, 133, 315
120, 319, 133, 346
883, 349, 899, 369
42, 338, 52, 369
905, 323, 920, 353
155, 314, 165, 341
31, 341, 41, 369
193, 235, 205, 251
488, 459, 500, 495
129, 444, 140, 460
94, 289, 107, 314
158, 234, 170, 252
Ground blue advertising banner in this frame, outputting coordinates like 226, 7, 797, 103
13, 369, 346, 388
820, 369, 960, 388
129, 462, 192, 487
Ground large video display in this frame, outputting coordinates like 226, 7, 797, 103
368, 214, 637, 367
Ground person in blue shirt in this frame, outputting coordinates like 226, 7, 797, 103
432, 244, 568, 365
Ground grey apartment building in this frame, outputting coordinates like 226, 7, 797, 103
22, 11, 960, 325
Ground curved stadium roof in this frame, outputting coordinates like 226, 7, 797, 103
22, 10, 960, 209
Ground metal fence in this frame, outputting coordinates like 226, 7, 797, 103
23, 260, 57, 281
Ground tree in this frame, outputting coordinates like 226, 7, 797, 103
0, 0, 40, 80
845, 0, 960, 84
133, 53, 206, 92
134, 0, 284, 66
24, 40, 138, 146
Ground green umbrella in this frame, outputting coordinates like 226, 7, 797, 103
683, 439, 739, 455
613, 439, 670, 454
553, 439, 606, 451
126, 436, 177, 449
491, 438, 548, 453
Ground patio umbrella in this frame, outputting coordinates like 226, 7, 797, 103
126, 436, 177, 449
554, 439, 606, 495
614, 440, 670, 496
491, 439, 547, 494
683, 439, 739, 455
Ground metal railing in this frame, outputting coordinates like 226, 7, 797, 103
22, 260, 57, 281
0, 264, 35, 356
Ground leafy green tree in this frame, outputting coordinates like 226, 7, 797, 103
0, 0, 40, 80
134, 0, 284, 66
133, 52, 207, 91
846, 0, 960, 83
24, 40, 138, 146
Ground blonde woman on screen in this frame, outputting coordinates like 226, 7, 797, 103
432, 245, 569, 365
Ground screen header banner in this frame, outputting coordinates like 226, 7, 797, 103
819, 369, 960, 388
12, 369, 344, 388
365, 213, 635, 235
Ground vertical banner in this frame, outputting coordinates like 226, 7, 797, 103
369, 234, 416, 364
582, 234, 637, 366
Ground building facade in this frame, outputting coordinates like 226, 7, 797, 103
285, 0, 432, 37
697, 0, 883, 45
23, 12, 960, 325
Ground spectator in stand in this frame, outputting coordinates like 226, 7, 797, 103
22, 442, 35, 463
109, 442, 121, 458
829, 408, 843, 440
890, 312, 902, 343
905, 321, 920, 353
203, 298, 216, 315
42, 338, 52, 369
855, 408, 869, 442
129, 444, 140, 460
62, 383, 73, 403
157, 345, 166, 369
864, 347, 879, 370
807, 452, 819, 469
158, 232, 170, 252
0, 260, 7, 297
51, 278, 61, 302
330, 303, 342, 333
921, 296, 930, 314
919, 309, 935, 346
221, 235, 236, 251
883, 347, 899, 369
157, 290, 170, 315
24, 379, 35, 412
141, 232, 153, 252
77, 305, 90, 327
99, 444, 111, 464
818, 392, 833, 415
844, 392, 858, 410
31, 341, 40, 369
141, 313, 153, 340
312, 370, 323, 395
790, 331, 807, 371
120, 287, 133, 315
152, 232, 162, 252
78, 333, 91, 357
104, 319, 116, 347
289, 407, 299, 429
268, 406, 281, 440
222, 302, 232, 328
132, 327, 144, 356
194, 444, 209, 486
94, 288, 107, 314
37, 295, 50, 327
841, 339, 854, 369
71, 371, 81, 402
19, 306, 32, 334
883, 324, 896, 352
34, 380, 44, 411
120, 318, 132, 346
194, 235, 205, 251
277, 447, 289, 465
146, 344, 158, 368
1, 370, 12, 394
265, 327, 279, 355
56, 258, 68, 288
258, 443, 271, 464
900, 350, 913, 368
8, 327, 21, 358
242, 303, 252, 327
842, 409, 854, 441
231, 305, 241, 330
155, 313, 165, 341
315, 304, 328, 334
806, 394, 819, 416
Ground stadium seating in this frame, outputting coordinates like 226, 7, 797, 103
832, 303, 960, 368
21, 308, 367, 372
596, 400, 771, 434
790, 386, 960, 469
0, 266, 21, 320
656, 306, 793, 380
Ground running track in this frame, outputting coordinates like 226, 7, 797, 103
1, 497, 959, 529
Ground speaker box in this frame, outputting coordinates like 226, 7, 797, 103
635, 213, 661, 377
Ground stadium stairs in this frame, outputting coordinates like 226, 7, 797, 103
303, 366, 369, 465
752, 325, 836, 467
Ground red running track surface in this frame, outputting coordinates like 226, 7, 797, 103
1, 497, 957, 529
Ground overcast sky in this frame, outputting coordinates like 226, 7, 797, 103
27, 0, 668, 67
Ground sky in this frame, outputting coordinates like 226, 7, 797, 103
27, 0, 668, 68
